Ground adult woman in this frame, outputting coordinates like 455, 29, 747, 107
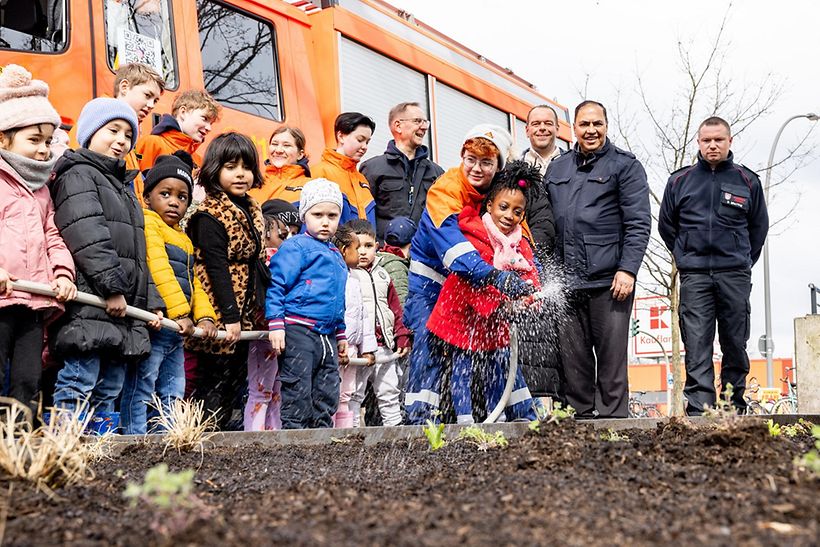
249, 126, 311, 207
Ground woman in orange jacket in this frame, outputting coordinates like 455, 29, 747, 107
249, 126, 311, 209
311, 112, 376, 226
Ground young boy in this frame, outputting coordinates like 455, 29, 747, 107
347, 219, 411, 427
134, 89, 220, 174
376, 216, 416, 307
266, 179, 348, 430
113, 63, 166, 201
49, 97, 164, 420
119, 151, 218, 434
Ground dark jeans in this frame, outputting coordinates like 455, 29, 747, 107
279, 324, 339, 430
188, 344, 249, 430
0, 306, 43, 413
559, 287, 633, 418
680, 270, 752, 415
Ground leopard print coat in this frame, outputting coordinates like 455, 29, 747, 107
186, 192, 266, 355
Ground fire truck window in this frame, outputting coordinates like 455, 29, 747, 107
196, 0, 283, 121
0, 0, 66, 52
104, 0, 177, 88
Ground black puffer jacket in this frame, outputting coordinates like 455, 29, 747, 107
49, 149, 162, 359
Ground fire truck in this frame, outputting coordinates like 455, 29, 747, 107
0, 0, 570, 166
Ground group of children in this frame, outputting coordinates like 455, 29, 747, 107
0, 60, 541, 432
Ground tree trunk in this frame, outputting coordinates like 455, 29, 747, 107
669, 262, 685, 416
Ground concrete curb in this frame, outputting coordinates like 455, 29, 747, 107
109, 414, 820, 448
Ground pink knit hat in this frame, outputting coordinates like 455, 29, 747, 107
0, 64, 61, 132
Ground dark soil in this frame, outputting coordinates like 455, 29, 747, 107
2, 419, 819, 546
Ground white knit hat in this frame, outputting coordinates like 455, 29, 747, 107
463, 124, 514, 169
0, 65, 61, 132
299, 178, 344, 220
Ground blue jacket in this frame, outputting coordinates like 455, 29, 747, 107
658, 152, 769, 272
266, 234, 347, 338
546, 138, 651, 290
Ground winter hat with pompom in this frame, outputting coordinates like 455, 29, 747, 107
298, 178, 343, 221
0, 64, 61, 132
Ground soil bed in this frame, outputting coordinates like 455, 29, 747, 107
3, 419, 819, 546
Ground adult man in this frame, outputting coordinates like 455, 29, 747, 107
361, 102, 444, 240
546, 100, 651, 419
522, 104, 562, 177
659, 117, 768, 415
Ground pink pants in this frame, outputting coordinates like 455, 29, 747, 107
333, 349, 359, 428
243, 340, 281, 431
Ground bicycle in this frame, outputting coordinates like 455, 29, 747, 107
628, 391, 662, 418
771, 367, 798, 414
743, 377, 769, 415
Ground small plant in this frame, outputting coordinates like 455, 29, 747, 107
794, 424, 820, 476
546, 402, 576, 424
782, 419, 814, 438
704, 383, 741, 423
600, 428, 630, 442
0, 401, 110, 495
767, 419, 782, 437
423, 419, 446, 451
148, 395, 217, 456
528, 420, 540, 433
457, 425, 508, 451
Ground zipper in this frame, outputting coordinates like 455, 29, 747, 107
708, 169, 716, 273
365, 268, 390, 347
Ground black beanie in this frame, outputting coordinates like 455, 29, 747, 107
143, 151, 194, 196
261, 199, 301, 230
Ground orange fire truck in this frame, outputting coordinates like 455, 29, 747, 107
1, 0, 569, 165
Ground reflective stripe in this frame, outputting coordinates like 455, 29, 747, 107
506, 387, 532, 407
443, 241, 475, 268
405, 389, 441, 407
409, 260, 445, 285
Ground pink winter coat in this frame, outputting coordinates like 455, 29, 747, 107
0, 155, 75, 314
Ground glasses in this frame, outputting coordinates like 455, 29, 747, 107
462, 156, 496, 171
398, 118, 430, 127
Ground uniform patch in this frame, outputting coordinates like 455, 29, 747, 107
721, 191, 748, 210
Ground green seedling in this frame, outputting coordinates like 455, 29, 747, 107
528, 420, 540, 433
704, 383, 740, 422
457, 425, 508, 451
423, 419, 446, 451
767, 419, 782, 437
600, 428, 630, 442
782, 419, 815, 438
124, 463, 195, 509
547, 402, 576, 424
795, 425, 820, 476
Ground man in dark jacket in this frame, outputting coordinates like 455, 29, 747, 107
659, 116, 768, 415
546, 100, 651, 418
360, 102, 444, 240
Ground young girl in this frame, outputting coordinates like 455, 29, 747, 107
427, 160, 541, 424
311, 112, 376, 227
243, 199, 299, 431
186, 132, 268, 430
50, 96, 164, 419
0, 64, 76, 415
332, 224, 376, 428
248, 126, 311, 207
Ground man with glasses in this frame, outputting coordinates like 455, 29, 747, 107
361, 102, 444, 241
545, 100, 651, 419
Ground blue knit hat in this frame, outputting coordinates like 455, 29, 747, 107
76, 97, 139, 151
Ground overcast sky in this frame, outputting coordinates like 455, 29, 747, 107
391, 0, 820, 362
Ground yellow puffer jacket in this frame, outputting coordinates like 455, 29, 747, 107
144, 209, 216, 322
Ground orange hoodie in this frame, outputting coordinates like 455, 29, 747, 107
248, 163, 310, 206
311, 148, 375, 226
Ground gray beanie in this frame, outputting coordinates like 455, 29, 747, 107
76, 97, 139, 151
299, 178, 343, 220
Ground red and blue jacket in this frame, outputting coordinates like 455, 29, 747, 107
266, 233, 347, 339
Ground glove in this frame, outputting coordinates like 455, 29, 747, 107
488, 269, 536, 299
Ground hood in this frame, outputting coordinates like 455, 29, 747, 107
385, 140, 430, 163
151, 113, 182, 136
457, 205, 489, 245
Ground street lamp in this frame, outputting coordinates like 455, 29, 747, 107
762, 112, 820, 387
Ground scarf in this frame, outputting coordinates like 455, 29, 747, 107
0, 148, 58, 192
481, 212, 532, 272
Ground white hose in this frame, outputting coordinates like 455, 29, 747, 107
9, 279, 394, 366
483, 323, 519, 424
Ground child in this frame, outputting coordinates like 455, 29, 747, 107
0, 64, 76, 414
186, 132, 267, 430
135, 89, 220, 174
266, 178, 348, 430
347, 219, 411, 427
119, 151, 218, 435
311, 112, 376, 226
248, 126, 311, 207
332, 224, 376, 428
50, 97, 164, 417
426, 161, 540, 424
243, 199, 299, 431
376, 216, 416, 307
113, 62, 166, 201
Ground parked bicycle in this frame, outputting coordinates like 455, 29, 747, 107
771, 367, 798, 414
628, 391, 662, 418
743, 377, 769, 415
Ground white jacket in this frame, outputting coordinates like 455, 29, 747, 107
344, 273, 378, 357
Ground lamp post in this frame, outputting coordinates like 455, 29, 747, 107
762, 113, 820, 387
